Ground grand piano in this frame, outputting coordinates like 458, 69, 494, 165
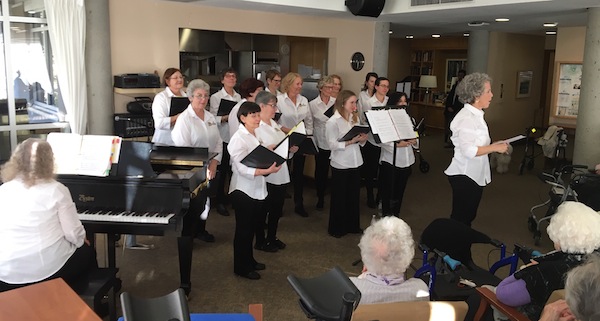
57, 141, 211, 295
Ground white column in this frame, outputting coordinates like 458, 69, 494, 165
467, 30, 489, 74
573, 8, 600, 167
85, 0, 113, 135
372, 22, 390, 77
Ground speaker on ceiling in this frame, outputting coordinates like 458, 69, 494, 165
345, 0, 385, 18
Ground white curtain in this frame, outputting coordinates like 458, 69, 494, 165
44, 0, 87, 134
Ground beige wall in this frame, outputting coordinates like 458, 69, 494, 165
109, 0, 377, 112
486, 32, 545, 140
387, 38, 411, 87
549, 27, 586, 128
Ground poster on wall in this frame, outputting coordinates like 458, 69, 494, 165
554, 62, 582, 117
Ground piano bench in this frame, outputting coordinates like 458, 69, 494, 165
72, 268, 119, 321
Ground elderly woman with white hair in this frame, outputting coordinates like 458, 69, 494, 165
351, 216, 430, 305
495, 201, 600, 320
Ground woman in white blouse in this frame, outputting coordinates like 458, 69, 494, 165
444, 73, 508, 226
309, 76, 336, 209
228, 102, 282, 280
254, 91, 299, 252
151, 67, 186, 146
357, 72, 378, 113
277, 72, 313, 217
378, 93, 417, 217
172, 79, 223, 240
326, 90, 368, 238
0, 139, 96, 292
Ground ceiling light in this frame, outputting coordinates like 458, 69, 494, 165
543, 22, 558, 27
467, 21, 489, 27
405, 35, 414, 39
432, 34, 441, 38
463, 33, 470, 37
495, 18, 510, 22
546, 30, 557, 35
388, 30, 393, 34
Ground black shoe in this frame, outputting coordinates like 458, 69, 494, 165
271, 239, 286, 249
254, 242, 278, 253
253, 262, 266, 270
316, 199, 324, 210
196, 230, 215, 243
295, 207, 308, 217
216, 204, 230, 216
236, 271, 261, 280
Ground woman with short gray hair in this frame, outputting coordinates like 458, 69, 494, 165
351, 216, 429, 305
444, 72, 509, 226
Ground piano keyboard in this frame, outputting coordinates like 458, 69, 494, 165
78, 209, 175, 224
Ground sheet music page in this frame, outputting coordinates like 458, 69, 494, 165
78, 135, 118, 177
47, 132, 83, 175
365, 110, 400, 143
289, 121, 306, 135
503, 135, 526, 144
273, 136, 289, 159
389, 109, 417, 140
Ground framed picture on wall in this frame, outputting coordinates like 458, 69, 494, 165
552, 62, 582, 118
516, 70, 533, 98
445, 59, 467, 92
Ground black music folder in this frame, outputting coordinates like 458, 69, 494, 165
324, 106, 334, 118
170, 97, 189, 116
241, 145, 288, 169
297, 136, 318, 155
273, 112, 282, 121
337, 125, 370, 142
217, 99, 237, 116
274, 121, 307, 149
115, 141, 157, 178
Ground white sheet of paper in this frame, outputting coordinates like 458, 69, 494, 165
503, 135, 526, 144
389, 109, 417, 140
273, 136, 289, 159
365, 110, 400, 144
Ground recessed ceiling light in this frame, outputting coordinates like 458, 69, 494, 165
432, 34, 441, 38
495, 18, 510, 22
546, 30, 557, 35
468, 21, 489, 27
463, 33, 470, 37
405, 35, 414, 39
389, 30, 393, 34
543, 22, 558, 27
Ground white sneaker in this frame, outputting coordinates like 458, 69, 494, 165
125, 243, 154, 250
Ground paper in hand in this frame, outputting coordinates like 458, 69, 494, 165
503, 135, 526, 144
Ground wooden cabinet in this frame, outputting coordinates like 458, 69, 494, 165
410, 50, 434, 102
412, 102, 445, 129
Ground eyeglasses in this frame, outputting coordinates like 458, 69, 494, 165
266, 103, 277, 108
323, 85, 334, 90
194, 94, 210, 99
169, 75, 184, 80
271, 78, 282, 83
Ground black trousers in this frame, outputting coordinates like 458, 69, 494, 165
448, 175, 484, 227
314, 148, 331, 202
291, 155, 306, 209
0, 243, 98, 293
360, 142, 381, 201
378, 162, 412, 217
216, 142, 231, 205
178, 191, 208, 287
231, 190, 265, 275
329, 167, 361, 236
257, 183, 287, 243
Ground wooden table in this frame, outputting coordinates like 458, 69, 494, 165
0, 278, 102, 321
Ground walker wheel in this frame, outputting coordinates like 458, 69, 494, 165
527, 217, 537, 233
419, 161, 430, 173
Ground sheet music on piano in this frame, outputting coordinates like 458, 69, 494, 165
47, 133, 122, 177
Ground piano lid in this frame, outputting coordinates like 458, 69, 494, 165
150, 145, 214, 167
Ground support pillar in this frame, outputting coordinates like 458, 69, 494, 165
372, 22, 390, 77
467, 30, 489, 74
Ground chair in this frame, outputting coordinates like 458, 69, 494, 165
120, 288, 190, 321
351, 301, 468, 321
287, 266, 361, 321
71, 267, 119, 321
474, 287, 565, 321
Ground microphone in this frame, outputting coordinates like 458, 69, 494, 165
114, 116, 132, 122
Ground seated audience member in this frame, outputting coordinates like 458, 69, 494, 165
495, 202, 600, 320
351, 216, 430, 304
0, 138, 97, 292
538, 253, 600, 321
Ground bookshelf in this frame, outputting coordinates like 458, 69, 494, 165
410, 50, 434, 102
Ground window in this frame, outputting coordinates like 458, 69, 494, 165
0, 0, 68, 163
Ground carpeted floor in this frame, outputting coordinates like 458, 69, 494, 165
104, 128, 571, 320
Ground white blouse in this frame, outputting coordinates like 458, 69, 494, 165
0, 179, 86, 284
364, 94, 389, 145
444, 103, 492, 186
357, 89, 372, 117
277, 93, 313, 135
326, 111, 365, 170
209, 87, 241, 144
255, 119, 291, 185
151, 87, 187, 146
227, 98, 247, 139
228, 125, 268, 200
309, 95, 336, 150
171, 105, 223, 164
